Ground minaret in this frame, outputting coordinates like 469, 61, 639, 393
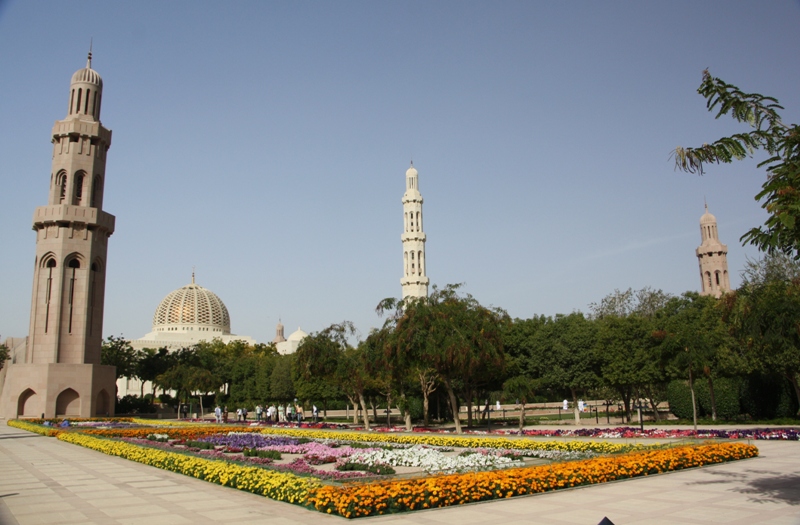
401, 162, 429, 298
696, 204, 730, 298
0, 52, 117, 419
272, 320, 286, 344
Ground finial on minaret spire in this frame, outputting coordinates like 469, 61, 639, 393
87, 38, 93, 69
192, 266, 195, 284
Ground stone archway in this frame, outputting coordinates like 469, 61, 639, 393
55, 388, 80, 416
17, 388, 39, 417
95, 389, 110, 416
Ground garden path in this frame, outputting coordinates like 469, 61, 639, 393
0, 423, 797, 525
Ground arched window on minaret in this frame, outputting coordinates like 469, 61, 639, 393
706, 271, 712, 290
418, 251, 423, 275
69, 89, 75, 115
404, 251, 408, 276
44, 257, 57, 333
416, 212, 421, 232
410, 251, 415, 274
58, 172, 67, 204
404, 212, 408, 232
66, 258, 81, 334
73, 172, 85, 205
76, 89, 82, 115
90, 176, 102, 208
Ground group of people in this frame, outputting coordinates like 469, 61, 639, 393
562, 399, 587, 412
213, 403, 319, 424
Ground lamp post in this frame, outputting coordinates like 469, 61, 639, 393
636, 401, 644, 432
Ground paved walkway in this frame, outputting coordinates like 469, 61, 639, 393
0, 424, 798, 525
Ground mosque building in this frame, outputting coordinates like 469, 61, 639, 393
270, 321, 308, 356
696, 204, 730, 297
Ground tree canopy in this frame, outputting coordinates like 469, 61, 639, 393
674, 70, 800, 258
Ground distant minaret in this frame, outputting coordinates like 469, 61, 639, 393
0, 51, 117, 419
696, 204, 730, 297
401, 162, 429, 298
272, 320, 286, 344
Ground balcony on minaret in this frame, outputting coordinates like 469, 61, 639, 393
33, 205, 115, 233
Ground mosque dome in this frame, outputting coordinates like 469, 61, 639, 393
152, 281, 231, 334
406, 164, 418, 178
287, 327, 308, 342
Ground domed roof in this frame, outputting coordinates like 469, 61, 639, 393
152, 281, 231, 333
71, 53, 103, 87
700, 204, 716, 224
287, 327, 308, 342
406, 163, 418, 178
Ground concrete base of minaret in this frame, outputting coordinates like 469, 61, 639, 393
0, 363, 116, 419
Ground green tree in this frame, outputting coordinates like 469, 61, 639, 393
156, 347, 215, 417
269, 355, 296, 403
656, 293, 736, 427
136, 347, 173, 397
527, 313, 599, 425
590, 288, 672, 421
295, 322, 373, 428
378, 285, 507, 434
725, 254, 800, 414
674, 70, 800, 258
101, 335, 138, 396
502, 316, 548, 430
502, 375, 537, 431
0, 339, 10, 372
595, 315, 663, 422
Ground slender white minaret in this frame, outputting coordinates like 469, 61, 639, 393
696, 203, 730, 298
401, 162, 429, 298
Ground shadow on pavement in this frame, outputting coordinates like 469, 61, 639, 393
688, 468, 800, 505
736, 471, 800, 505
0, 434, 40, 441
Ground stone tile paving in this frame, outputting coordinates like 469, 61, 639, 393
1, 423, 799, 525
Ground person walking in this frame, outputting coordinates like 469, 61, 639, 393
297, 405, 304, 423
223, 406, 229, 423
256, 404, 263, 422
278, 404, 285, 423
214, 405, 222, 424
312, 404, 318, 423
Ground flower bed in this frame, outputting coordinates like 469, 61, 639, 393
405, 425, 800, 441
8, 419, 760, 519
254, 427, 654, 454
308, 442, 759, 518
7, 419, 61, 436
57, 432, 320, 503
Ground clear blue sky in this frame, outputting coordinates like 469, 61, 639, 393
2, 1, 799, 344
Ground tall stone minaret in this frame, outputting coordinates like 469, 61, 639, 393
696, 204, 730, 298
0, 52, 117, 419
401, 162, 429, 299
